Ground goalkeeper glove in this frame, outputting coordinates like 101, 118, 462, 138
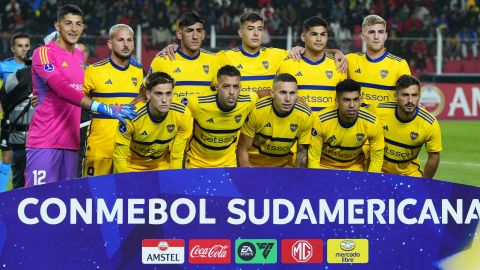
90, 101, 137, 125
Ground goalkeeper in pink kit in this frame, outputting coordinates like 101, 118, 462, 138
25, 4, 136, 186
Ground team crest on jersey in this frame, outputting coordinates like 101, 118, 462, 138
118, 124, 127, 134
311, 128, 318, 136
356, 133, 365, 141
410, 132, 419, 140
234, 114, 242, 123
262, 60, 269, 70
325, 70, 333, 79
203, 65, 209, 74
43, 64, 54, 72
290, 124, 298, 132
380, 70, 388, 79
131, 77, 138, 86
167, 124, 175, 133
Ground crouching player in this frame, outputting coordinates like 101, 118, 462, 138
113, 72, 193, 172
374, 75, 442, 178
237, 73, 314, 167
308, 79, 384, 172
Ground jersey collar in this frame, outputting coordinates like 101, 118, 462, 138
176, 48, 201, 60
366, 50, 388, 63
215, 94, 236, 112
338, 110, 358, 128
301, 53, 326, 65
239, 46, 260, 58
395, 106, 418, 123
109, 58, 130, 71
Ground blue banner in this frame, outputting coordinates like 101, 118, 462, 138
0, 168, 478, 269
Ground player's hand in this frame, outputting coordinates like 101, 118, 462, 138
91, 101, 137, 125
288, 46, 305, 61
158, 43, 179, 60
296, 96, 309, 107
30, 94, 39, 108
333, 50, 348, 73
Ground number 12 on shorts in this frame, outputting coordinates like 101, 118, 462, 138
32, 170, 46, 185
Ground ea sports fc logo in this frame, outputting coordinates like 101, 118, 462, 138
420, 84, 445, 117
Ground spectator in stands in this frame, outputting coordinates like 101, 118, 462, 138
151, 11, 172, 47
446, 32, 461, 60
460, 26, 478, 59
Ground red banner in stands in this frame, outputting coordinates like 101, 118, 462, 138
420, 83, 480, 120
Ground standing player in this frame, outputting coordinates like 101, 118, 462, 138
25, 4, 136, 186
346, 15, 411, 105
308, 79, 384, 172
237, 73, 313, 168
374, 75, 442, 178
82, 24, 143, 176
149, 12, 217, 106
113, 72, 193, 172
278, 16, 347, 111
185, 65, 256, 168
0, 33, 30, 191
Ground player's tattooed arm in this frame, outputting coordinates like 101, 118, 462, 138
296, 144, 309, 168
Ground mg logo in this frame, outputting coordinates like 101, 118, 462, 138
281, 239, 323, 264
292, 240, 312, 262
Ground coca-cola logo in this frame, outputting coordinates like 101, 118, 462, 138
190, 244, 228, 258
189, 239, 231, 264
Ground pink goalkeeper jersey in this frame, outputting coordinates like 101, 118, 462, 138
27, 41, 85, 150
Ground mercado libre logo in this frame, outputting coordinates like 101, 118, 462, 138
420, 84, 445, 117
327, 239, 369, 264
235, 239, 277, 264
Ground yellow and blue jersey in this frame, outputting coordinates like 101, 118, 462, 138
308, 106, 384, 171
83, 58, 143, 158
278, 54, 347, 111
215, 46, 288, 92
149, 49, 217, 105
186, 92, 257, 168
346, 51, 410, 105
241, 96, 314, 167
114, 102, 193, 171
373, 102, 442, 177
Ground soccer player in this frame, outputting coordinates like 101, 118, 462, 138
308, 79, 384, 172
237, 73, 314, 168
374, 75, 442, 178
346, 15, 411, 105
185, 65, 256, 168
149, 12, 217, 106
113, 72, 193, 172
25, 4, 136, 187
278, 16, 347, 111
82, 24, 144, 177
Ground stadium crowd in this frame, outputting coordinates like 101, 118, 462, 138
1, 0, 479, 66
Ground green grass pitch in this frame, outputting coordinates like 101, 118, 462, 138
419, 120, 480, 187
